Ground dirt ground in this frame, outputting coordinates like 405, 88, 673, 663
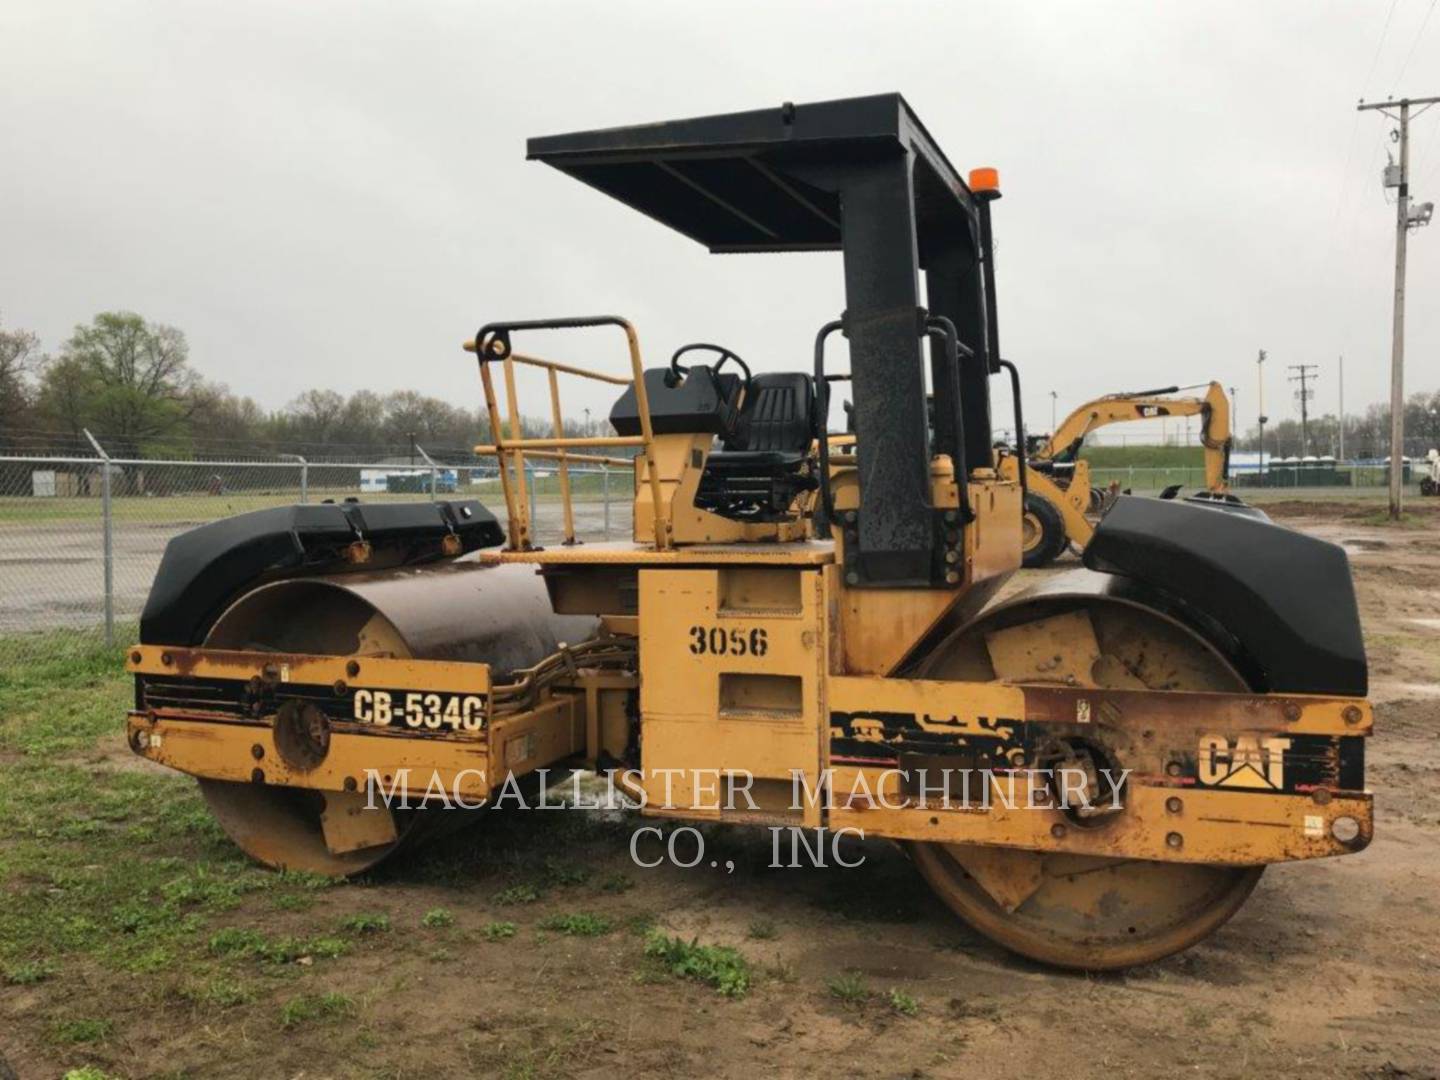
2, 499, 1437, 1079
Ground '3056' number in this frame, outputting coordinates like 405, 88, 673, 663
688, 625, 768, 657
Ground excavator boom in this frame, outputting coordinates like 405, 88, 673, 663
1042, 381, 1232, 491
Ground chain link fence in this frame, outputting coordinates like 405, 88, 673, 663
1, 447, 631, 666
1, 443, 1427, 667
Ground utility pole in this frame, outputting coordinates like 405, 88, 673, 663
1229, 385, 1238, 449
1256, 350, 1268, 474
1288, 363, 1319, 457
1049, 390, 1058, 433
1358, 95, 1439, 518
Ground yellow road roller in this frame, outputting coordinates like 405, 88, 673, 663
126, 94, 1372, 970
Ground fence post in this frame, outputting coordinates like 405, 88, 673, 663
280, 453, 308, 503
602, 467, 611, 540
411, 442, 442, 502
83, 429, 114, 647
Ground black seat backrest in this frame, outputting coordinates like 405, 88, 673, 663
610, 366, 740, 437
723, 373, 814, 454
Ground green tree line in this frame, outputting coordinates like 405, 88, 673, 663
0, 311, 588, 461
5, 311, 1435, 463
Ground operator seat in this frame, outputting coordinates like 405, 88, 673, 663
697, 372, 817, 521
609, 367, 817, 522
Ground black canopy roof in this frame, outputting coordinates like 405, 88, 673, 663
526, 93, 978, 254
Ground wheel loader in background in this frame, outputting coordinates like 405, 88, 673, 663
124, 95, 1372, 971
1003, 381, 1236, 568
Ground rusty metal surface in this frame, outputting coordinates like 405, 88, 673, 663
898, 581, 1318, 968
138, 558, 597, 875
205, 558, 596, 676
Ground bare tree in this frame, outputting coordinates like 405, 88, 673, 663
285, 388, 348, 444
0, 316, 44, 448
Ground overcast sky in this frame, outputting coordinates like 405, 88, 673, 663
2, 0, 1437, 443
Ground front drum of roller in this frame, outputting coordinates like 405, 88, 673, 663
196, 559, 595, 876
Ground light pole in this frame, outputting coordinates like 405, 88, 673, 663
1049, 390, 1058, 433
1256, 350, 1268, 476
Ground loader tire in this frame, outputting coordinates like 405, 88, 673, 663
1020, 494, 1067, 569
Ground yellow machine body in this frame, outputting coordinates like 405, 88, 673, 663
125, 98, 1371, 970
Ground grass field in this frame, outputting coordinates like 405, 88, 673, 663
0, 637, 767, 1078
1077, 444, 1204, 469
3, 502, 1440, 1077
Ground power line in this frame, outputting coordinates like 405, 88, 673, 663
1362, 0, 1403, 94
1393, 0, 1439, 90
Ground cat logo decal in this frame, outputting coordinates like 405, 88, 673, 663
1197, 735, 1292, 790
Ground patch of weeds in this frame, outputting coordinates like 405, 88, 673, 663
49, 1017, 113, 1044
206, 927, 346, 964
207, 927, 265, 956
596, 871, 633, 894
159, 865, 250, 910
827, 971, 871, 1006
747, 918, 778, 941
179, 976, 254, 1008
269, 936, 346, 963
541, 857, 592, 887
887, 988, 919, 1016
766, 960, 797, 985
124, 944, 174, 973
495, 883, 542, 905
538, 913, 612, 937
0, 639, 129, 756
481, 921, 517, 942
280, 991, 356, 1028
338, 912, 390, 935
274, 868, 341, 891
271, 892, 315, 913
422, 907, 455, 928
948, 997, 1002, 1021
63, 1069, 120, 1080
1185, 1004, 1215, 1030
3, 958, 56, 985
623, 912, 656, 937
643, 931, 750, 998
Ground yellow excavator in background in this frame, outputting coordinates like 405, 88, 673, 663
1001, 381, 1233, 568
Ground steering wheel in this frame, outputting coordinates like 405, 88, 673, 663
668, 343, 753, 396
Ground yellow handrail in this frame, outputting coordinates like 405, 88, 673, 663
465, 319, 670, 550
